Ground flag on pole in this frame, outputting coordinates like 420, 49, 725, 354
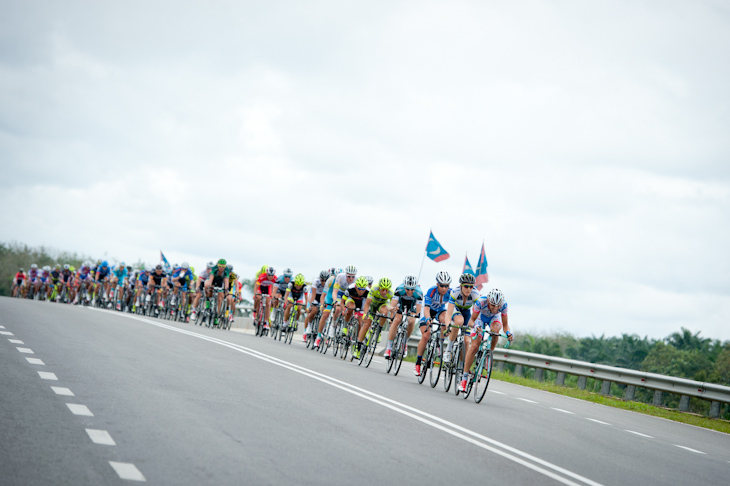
463, 254, 474, 275
475, 242, 489, 290
160, 251, 171, 272
425, 231, 450, 262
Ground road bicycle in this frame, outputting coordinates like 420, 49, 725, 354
388, 311, 418, 376
336, 308, 361, 361
461, 330, 510, 403
444, 324, 469, 395
358, 312, 392, 368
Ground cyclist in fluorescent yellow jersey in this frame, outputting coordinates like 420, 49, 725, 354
283, 273, 308, 325
354, 277, 395, 359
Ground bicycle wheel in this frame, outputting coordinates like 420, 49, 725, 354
363, 328, 379, 368
394, 333, 407, 376
417, 340, 429, 384
454, 341, 465, 396
332, 317, 342, 357
429, 337, 442, 388
474, 349, 493, 403
386, 333, 398, 374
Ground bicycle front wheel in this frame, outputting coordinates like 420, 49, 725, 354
429, 338, 442, 388
386, 333, 398, 374
474, 350, 493, 403
454, 342, 465, 396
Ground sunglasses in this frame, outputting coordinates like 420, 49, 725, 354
438, 284, 449, 288
462, 284, 473, 289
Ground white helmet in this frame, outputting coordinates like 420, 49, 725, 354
364, 276, 373, 286
403, 275, 418, 290
436, 271, 451, 285
43, 265, 51, 272
487, 289, 505, 307
31, 263, 38, 270
206, 261, 215, 269
345, 265, 357, 276
181, 262, 189, 270
283, 268, 293, 277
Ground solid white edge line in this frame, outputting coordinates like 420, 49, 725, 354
86, 429, 116, 446
37, 371, 58, 380
66, 404, 93, 416
26, 357, 45, 365
109, 461, 146, 481
674, 445, 706, 454
0, 325, 5, 328
552, 408, 575, 414
625, 430, 653, 438
587, 418, 611, 425
95, 309, 605, 486
51, 386, 75, 396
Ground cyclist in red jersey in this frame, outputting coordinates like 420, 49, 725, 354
254, 267, 278, 328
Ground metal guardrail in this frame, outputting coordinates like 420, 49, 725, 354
406, 335, 730, 417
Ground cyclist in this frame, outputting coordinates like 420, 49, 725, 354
315, 265, 356, 349
443, 272, 481, 364
146, 264, 169, 312
27, 264, 39, 297
93, 261, 112, 305
39, 266, 52, 300
49, 265, 62, 301
354, 277, 395, 360
226, 264, 239, 324
384, 275, 423, 363
459, 289, 513, 392
59, 265, 75, 302
73, 262, 93, 304
133, 265, 151, 312
171, 262, 194, 316
283, 273, 308, 327
111, 262, 129, 310
341, 275, 370, 337
364, 275, 374, 287
191, 261, 214, 321
414, 271, 452, 375
253, 266, 278, 329
12, 268, 26, 298
205, 259, 230, 316
303, 270, 329, 342
272, 268, 293, 322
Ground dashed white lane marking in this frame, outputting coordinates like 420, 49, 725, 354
552, 408, 575, 414
1, 331, 13, 335
38, 371, 58, 380
67, 404, 93, 416
109, 461, 146, 482
587, 418, 611, 425
26, 357, 45, 365
625, 430, 653, 438
489, 390, 506, 395
17, 347, 34, 354
0, 325, 5, 328
674, 445, 705, 454
9, 339, 24, 344
516, 398, 538, 404
86, 429, 116, 446
51, 386, 75, 396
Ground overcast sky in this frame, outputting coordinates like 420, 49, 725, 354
1, 0, 728, 340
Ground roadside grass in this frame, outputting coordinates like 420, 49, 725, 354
491, 370, 730, 434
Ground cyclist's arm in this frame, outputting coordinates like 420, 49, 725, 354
445, 302, 455, 324
362, 297, 372, 315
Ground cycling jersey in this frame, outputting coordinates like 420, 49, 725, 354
77, 267, 91, 281
50, 270, 61, 284
173, 268, 193, 287
112, 266, 128, 281
149, 270, 168, 286
256, 273, 277, 295
472, 296, 508, 326
28, 269, 38, 282
286, 282, 307, 302
448, 288, 480, 310
228, 272, 238, 292
344, 284, 369, 309
61, 270, 73, 283
424, 285, 450, 312
96, 266, 111, 280
331, 273, 351, 298
393, 284, 424, 313
276, 276, 292, 295
210, 268, 230, 288
39, 271, 50, 283
312, 277, 326, 295
14, 272, 26, 285
367, 284, 394, 311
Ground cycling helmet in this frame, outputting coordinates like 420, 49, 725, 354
294, 274, 306, 286
145, 265, 152, 272
31, 263, 38, 269
118, 261, 125, 268
181, 262, 189, 270
403, 275, 418, 290
345, 265, 357, 275
487, 289, 505, 307
54, 263, 61, 269
283, 268, 293, 278
260, 264, 268, 273
69, 266, 75, 272
226, 264, 233, 271
43, 265, 51, 272
217, 258, 226, 266
378, 277, 392, 290
336, 268, 343, 275
319, 270, 329, 281
267, 266, 276, 276
101, 261, 108, 268
63, 264, 69, 270
173, 263, 179, 270
19, 267, 24, 272
96, 259, 102, 265
355, 276, 369, 289
436, 271, 452, 285
206, 261, 215, 269
459, 273, 476, 285
327, 267, 336, 276
365, 276, 373, 286
155, 264, 163, 270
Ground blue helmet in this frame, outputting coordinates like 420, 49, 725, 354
101, 261, 108, 268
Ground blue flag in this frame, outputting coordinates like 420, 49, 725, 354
426, 231, 450, 262
475, 242, 489, 290
160, 251, 171, 272
463, 254, 474, 275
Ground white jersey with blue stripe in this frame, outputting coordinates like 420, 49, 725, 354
447, 288, 481, 310
472, 296, 508, 322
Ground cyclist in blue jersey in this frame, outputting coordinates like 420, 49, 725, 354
459, 289, 514, 392
171, 262, 194, 314
413, 271, 452, 375
111, 262, 129, 310
94, 261, 112, 305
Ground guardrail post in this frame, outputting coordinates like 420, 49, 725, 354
514, 364, 523, 377
577, 376, 587, 390
535, 368, 544, 382
653, 390, 663, 406
624, 385, 636, 401
678, 395, 690, 412
497, 361, 505, 372
709, 401, 720, 418
556, 372, 565, 386
600, 380, 611, 395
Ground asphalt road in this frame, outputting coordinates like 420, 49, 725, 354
1, 297, 729, 485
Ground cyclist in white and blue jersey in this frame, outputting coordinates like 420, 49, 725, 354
315, 265, 357, 349
384, 275, 423, 361
303, 270, 329, 342
413, 271, 452, 375
443, 272, 481, 364
459, 288, 514, 392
